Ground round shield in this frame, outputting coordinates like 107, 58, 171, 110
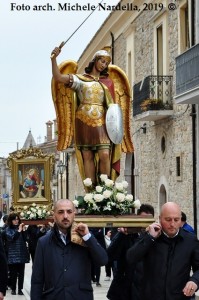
106, 104, 123, 144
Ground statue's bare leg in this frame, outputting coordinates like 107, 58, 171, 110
82, 150, 96, 183
98, 149, 111, 178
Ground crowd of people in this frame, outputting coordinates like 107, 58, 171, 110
0, 42, 198, 300
0, 201, 198, 300
0, 210, 49, 298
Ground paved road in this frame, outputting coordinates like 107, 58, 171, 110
4, 262, 199, 300
4, 262, 111, 300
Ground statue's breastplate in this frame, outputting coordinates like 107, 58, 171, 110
76, 81, 105, 127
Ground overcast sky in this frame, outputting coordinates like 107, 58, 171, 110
0, 0, 119, 157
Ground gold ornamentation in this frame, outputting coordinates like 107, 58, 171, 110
76, 111, 105, 127
51, 60, 134, 184
51, 60, 78, 151
7, 146, 55, 209
87, 75, 100, 81
85, 105, 91, 111
52, 62, 134, 153
108, 65, 134, 153
7, 146, 55, 174
82, 82, 104, 102
74, 215, 154, 229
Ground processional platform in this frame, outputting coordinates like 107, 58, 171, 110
22, 215, 154, 231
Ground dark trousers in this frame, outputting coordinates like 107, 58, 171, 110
30, 250, 35, 264
91, 262, 101, 283
105, 261, 112, 277
9, 263, 25, 291
105, 260, 117, 278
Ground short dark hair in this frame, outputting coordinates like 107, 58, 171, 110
181, 211, 187, 222
9, 206, 15, 212
137, 204, 154, 217
2, 214, 8, 223
105, 228, 112, 235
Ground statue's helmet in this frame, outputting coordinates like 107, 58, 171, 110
92, 50, 111, 64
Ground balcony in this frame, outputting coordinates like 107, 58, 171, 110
175, 43, 199, 104
133, 75, 173, 121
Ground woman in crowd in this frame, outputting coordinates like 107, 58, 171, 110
4, 213, 29, 295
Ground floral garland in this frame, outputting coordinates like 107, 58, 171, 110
19, 203, 53, 220
74, 174, 141, 215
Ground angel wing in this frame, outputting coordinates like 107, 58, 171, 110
51, 60, 78, 151
108, 65, 134, 153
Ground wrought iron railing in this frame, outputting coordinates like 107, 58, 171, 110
133, 75, 173, 117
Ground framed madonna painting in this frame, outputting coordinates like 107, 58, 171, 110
7, 147, 55, 208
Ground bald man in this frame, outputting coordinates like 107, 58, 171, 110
126, 202, 199, 300
31, 199, 108, 300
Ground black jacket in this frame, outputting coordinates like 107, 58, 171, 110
0, 235, 7, 295
26, 225, 46, 252
31, 224, 108, 300
126, 228, 199, 300
107, 232, 137, 300
5, 226, 29, 264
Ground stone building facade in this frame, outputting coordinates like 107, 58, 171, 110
129, 1, 193, 217
2, 1, 198, 231
77, 0, 197, 227
0, 157, 11, 213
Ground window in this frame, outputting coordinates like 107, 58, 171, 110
179, 0, 195, 53
161, 136, 166, 155
176, 153, 182, 181
157, 24, 163, 76
153, 12, 169, 102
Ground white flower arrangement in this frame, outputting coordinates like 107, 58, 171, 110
74, 174, 141, 215
19, 203, 52, 220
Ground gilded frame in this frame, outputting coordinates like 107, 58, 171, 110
7, 147, 55, 208
75, 215, 154, 228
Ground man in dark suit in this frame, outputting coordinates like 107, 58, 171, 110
0, 235, 8, 300
107, 204, 154, 300
127, 202, 199, 300
31, 199, 108, 300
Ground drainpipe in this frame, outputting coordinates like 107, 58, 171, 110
193, 0, 199, 233
110, 32, 114, 64
196, 1, 199, 42
191, 104, 197, 230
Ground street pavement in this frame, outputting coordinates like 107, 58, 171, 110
4, 262, 112, 300
4, 262, 199, 300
